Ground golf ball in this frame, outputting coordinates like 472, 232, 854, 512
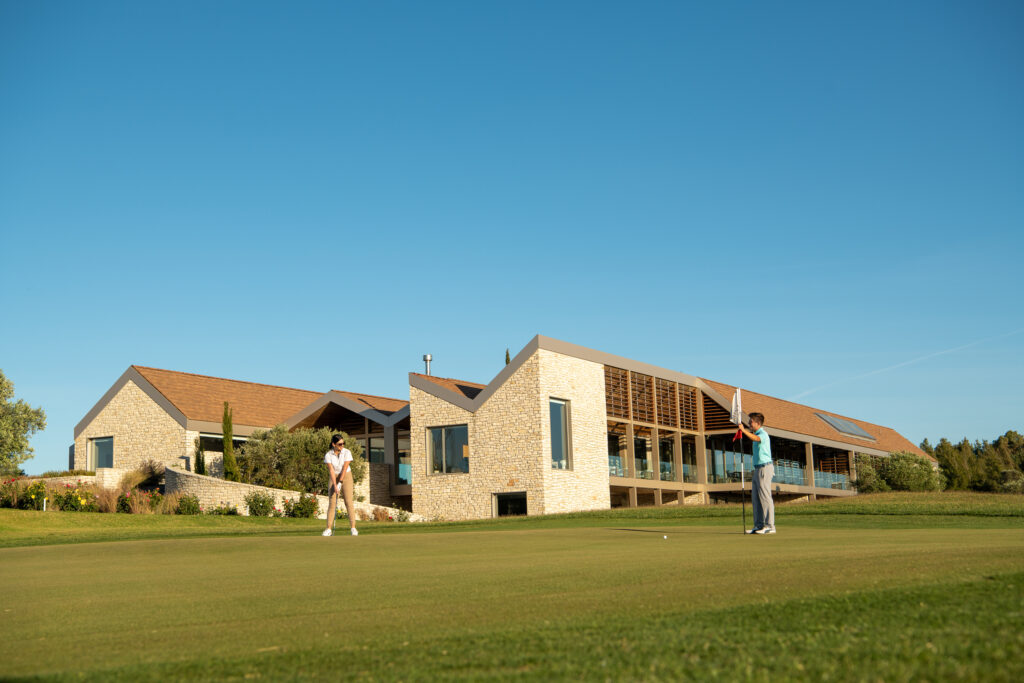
663, 535, 668, 539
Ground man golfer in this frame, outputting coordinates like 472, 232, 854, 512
323, 434, 358, 537
738, 412, 775, 535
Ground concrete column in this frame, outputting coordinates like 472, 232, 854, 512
654, 488, 663, 506
695, 433, 709, 485
628, 486, 638, 508
625, 423, 636, 479
805, 442, 816, 488
673, 432, 683, 483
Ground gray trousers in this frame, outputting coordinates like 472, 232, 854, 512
751, 463, 775, 530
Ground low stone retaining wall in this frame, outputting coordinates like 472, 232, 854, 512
164, 467, 423, 521
28, 475, 99, 488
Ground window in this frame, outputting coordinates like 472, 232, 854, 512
89, 437, 113, 469
608, 424, 627, 477
659, 436, 676, 481
368, 437, 385, 464
705, 435, 750, 484
681, 435, 697, 483
198, 434, 248, 453
550, 399, 571, 470
428, 425, 469, 474
634, 428, 653, 479
396, 436, 411, 485
494, 492, 527, 517
816, 413, 875, 441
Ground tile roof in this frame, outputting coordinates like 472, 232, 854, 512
133, 366, 323, 427
331, 390, 409, 415
699, 378, 930, 459
409, 373, 486, 400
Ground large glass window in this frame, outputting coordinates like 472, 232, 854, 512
368, 437, 385, 464
428, 425, 469, 474
705, 435, 750, 483
634, 428, 653, 479
608, 424, 627, 477
550, 399, 570, 470
90, 437, 113, 469
773, 436, 808, 485
681, 435, 697, 483
659, 436, 676, 481
396, 436, 411, 485
199, 434, 248, 453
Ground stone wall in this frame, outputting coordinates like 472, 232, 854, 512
164, 467, 423, 521
537, 350, 611, 515
355, 463, 393, 507
410, 353, 545, 520
74, 380, 190, 472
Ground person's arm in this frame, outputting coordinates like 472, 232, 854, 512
738, 424, 761, 442
338, 461, 350, 483
326, 463, 339, 491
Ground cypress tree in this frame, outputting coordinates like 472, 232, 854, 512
193, 437, 206, 476
505, 348, 511, 365
222, 401, 239, 481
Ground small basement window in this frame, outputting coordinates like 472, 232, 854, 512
494, 492, 527, 517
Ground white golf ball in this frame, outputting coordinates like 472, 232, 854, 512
663, 535, 668, 539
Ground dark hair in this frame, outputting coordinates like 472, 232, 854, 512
749, 412, 765, 426
331, 434, 345, 447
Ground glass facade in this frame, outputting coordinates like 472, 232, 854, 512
681, 435, 697, 483
550, 399, 570, 470
396, 436, 411, 485
705, 435, 751, 483
198, 434, 248, 453
658, 437, 676, 481
428, 425, 469, 474
773, 436, 808, 485
368, 437, 385, 464
608, 427, 627, 477
634, 428, 653, 480
90, 437, 113, 469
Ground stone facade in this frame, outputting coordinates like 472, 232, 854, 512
409, 350, 610, 521
74, 380, 190, 472
164, 466, 423, 521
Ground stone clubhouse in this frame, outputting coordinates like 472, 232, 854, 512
72, 335, 929, 520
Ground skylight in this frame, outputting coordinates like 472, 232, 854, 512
816, 413, 876, 441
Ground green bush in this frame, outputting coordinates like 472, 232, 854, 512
176, 494, 201, 515
38, 469, 95, 478
238, 426, 365, 496
1, 477, 21, 508
52, 484, 99, 512
193, 437, 206, 476
244, 490, 275, 517
853, 455, 890, 493
207, 501, 239, 516
21, 480, 47, 510
878, 452, 943, 491
284, 493, 319, 518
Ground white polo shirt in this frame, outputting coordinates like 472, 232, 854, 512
324, 448, 353, 475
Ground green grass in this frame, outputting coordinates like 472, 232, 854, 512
1, 492, 1023, 680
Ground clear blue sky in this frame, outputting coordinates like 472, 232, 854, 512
2, 1, 1022, 474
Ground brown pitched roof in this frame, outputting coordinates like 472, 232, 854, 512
409, 373, 486, 400
133, 366, 323, 427
699, 378, 930, 459
331, 390, 409, 415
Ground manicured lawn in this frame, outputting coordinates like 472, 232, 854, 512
1, 493, 1022, 680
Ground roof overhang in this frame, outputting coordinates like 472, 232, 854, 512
283, 391, 410, 430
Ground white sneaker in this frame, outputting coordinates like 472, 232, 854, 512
350, 528, 359, 536
745, 528, 761, 534
754, 527, 770, 535
764, 527, 777, 534
322, 528, 333, 537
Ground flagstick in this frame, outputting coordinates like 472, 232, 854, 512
740, 434, 746, 533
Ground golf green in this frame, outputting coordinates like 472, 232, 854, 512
2, 515, 1023, 680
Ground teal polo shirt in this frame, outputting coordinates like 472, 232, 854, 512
753, 428, 772, 466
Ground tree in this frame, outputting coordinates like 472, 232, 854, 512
505, 348, 511, 365
222, 401, 239, 481
193, 437, 206, 476
237, 426, 365, 495
0, 370, 46, 476
877, 451, 942, 491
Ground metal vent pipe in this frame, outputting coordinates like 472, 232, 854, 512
423, 354, 432, 375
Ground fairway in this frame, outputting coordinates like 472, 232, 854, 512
2, 507, 1024, 681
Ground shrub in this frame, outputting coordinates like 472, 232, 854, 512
283, 493, 319, 518
1, 477, 21, 508
372, 507, 390, 522
21, 480, 47, 510
238, 426, 365, 496
244, 490, 275, 517
158, 491, 182, 514
878, 452, 943, 492
193, 437, 206, 476
396, 508, 410, 522
853, 455, 890, 494
207, 501, 240, 516
38, 469, 95, 478
95, 487, 119, 513
52, 484, 99, 512
176, 494, 201, 515
222, 402, 239, 482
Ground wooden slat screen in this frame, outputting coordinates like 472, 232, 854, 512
604, 366, 630, 420
630, 372, 655, 424
678, 386, 698, 431
702, 394, 734, 431
655, 378, 677, 428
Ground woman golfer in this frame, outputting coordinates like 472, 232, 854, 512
322, 434, 358, 536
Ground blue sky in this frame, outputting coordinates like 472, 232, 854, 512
2, 1, 1022, 474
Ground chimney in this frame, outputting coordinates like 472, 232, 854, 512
423, 354, 432, 375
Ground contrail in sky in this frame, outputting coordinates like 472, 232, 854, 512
788, 329, 1024, 401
